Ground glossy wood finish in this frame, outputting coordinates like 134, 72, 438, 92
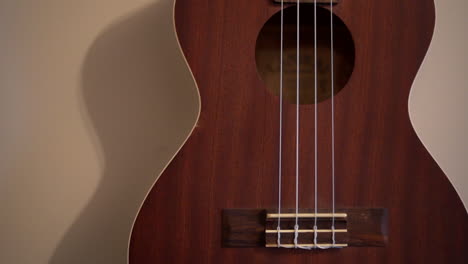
129, 0, 468, 263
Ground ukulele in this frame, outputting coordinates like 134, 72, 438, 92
129, 0, 468, 263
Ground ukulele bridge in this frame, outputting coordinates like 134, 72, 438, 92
222, 208, 388, 248
273, 0, 339, 4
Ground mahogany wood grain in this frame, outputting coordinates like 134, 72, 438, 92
129, 0, 468, 263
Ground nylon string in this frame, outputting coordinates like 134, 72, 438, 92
312, 0, 324, 249
276, 0, 284, 248
277, 0, 340, 250
293, 0, 301, 249
330, 0, 337, 247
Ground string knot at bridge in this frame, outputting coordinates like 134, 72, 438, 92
266, 211, 348, 249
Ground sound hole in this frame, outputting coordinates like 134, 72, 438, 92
255, 5, 355, 104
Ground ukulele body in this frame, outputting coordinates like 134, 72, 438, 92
129, 0, 468, 263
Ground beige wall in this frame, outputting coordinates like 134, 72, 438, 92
0, 0, 465, 264
0, 1, 198, 263
409, 0, 468, 210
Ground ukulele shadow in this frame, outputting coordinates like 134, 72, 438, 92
49, 2, 198, 263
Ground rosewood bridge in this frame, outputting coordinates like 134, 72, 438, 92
222, 208, 388, 249
273, 0, 340, 4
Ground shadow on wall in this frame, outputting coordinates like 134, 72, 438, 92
49, 1, 199, 263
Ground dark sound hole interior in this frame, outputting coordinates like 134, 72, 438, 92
255, 5, 355, 104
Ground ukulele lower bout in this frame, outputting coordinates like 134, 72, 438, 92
129, 0, 468, 262
222, 208, 388, 249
